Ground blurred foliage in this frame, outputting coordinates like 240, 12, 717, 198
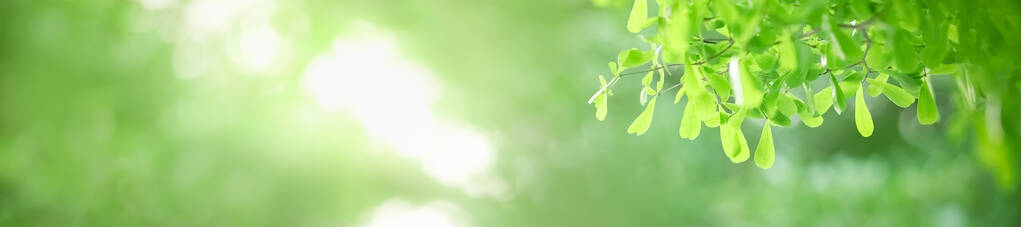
0, 0, 1017, 226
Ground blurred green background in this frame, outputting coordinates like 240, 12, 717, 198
0, 0, 1017, 226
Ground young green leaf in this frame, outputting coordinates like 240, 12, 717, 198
855, 88, 874, 137
705, 71, 731, 100
730, 57, 763, 108
664, 5, 690, 55
720, 123, 750, 163
813, 86, 835, 115
778, 31, 798, 72
626, 0, 649, 33
829, 73, 849, 114
866, 73, 889, 97
829, 21, 864, 62
712, 0, 739, 28
628, 96, 657, 135
866, 41, 892, 70
679, 99, 701, 140
754, 123, 775, 169
778, 93, 799, 117
619, 49, 654, 69
732, 127, 751, 163
594, 75, 609, 121
881, 83, 916, 108
674, 84, 686, 104
595, 93, 608, 121
694, 92, 718, 121
917, 78, 940, 125
893, 29, 920, 73
921, 6, 948, 69
799, 106, 825, 128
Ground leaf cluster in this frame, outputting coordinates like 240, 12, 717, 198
589, 0, 1021, 174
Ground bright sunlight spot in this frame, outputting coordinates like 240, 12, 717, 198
358, 199, 466, 227
301, 22, 506, 198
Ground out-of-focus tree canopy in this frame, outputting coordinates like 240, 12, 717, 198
0, 0, 1017, 226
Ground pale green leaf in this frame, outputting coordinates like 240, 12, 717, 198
882, 83, 916, 108
618, 49, 654, 69
813, 86, 834, 116
855, 88, 874, 137
720, 122, 750, 163
866, 73, 889, 97
674, 84, 686, 104
917, 78, 940, 125
754, 123, 775, 169
626, 0, 649, 33
628, 96, 657, 135
679, 99, 701, 140
778, 93, 798, 117
664, 5, 690, 54
778, 30, 798, 72
829, 73, 849, 114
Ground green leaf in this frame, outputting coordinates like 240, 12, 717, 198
626, 0, 649, 33
595, 93, 608, 121
754, 123, 775, 169
921, 5, 948, 68
619, 49, 655, 69
732, 127, 751, 163
778, 31, 798, 72
828, 21, 864, 62
733, 57, 763, 108
694, 92, 718, 121
645, 86, 658, 96
768, 111, 791, 127
705, 70, 731, 100
893, 29, 920, 73
799, 106, 825, 128
679, 99, 702, 140
866, 41, 892, 70
813, 86, 834, 115
866, 73, 889, 97
855, 88, 874, 137
608, 62, 619, 75
712, 0, 739, 29
595, 76, 609, 121
829, 73, 849, 114
664, 5, 691, 55
674, 84, 686, 104
881, 83, 916, 108
778, 93, 798, 117
628, 96, 657, 135
720, 122, 750, 163
917, 78, 940, 125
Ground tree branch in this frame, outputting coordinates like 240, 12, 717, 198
620, 39, 734, 77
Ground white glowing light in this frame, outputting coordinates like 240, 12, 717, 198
237, 25, 280, 72
136, 0, 177, 11
728, 57, 744, 105
360, 199, 465, 227
184, 0, 232, 35
301, 22, 505, 198
850, 20, 857, 35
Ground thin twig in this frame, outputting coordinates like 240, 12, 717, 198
700, 39, 736, 64
657, 82, 684, 96
620, 39, 734, 76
